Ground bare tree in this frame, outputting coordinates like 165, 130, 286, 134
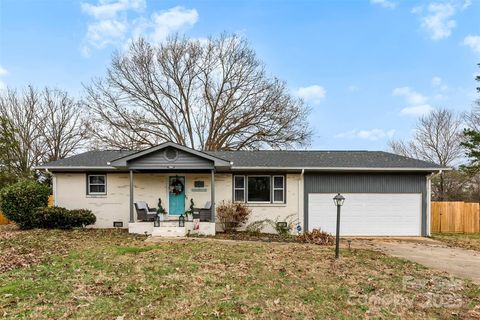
388, 108, 464, 200
41, 88, 87, 162
84, 35, 311, 151
0, 86, 87, 178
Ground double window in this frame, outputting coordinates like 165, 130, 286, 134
234, 175, 285, 203
87, 174, 107, 195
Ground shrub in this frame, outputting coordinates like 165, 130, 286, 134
0, 179, 50, 229
32, 207, 96, 229
216, 201, 251, 232
245, 219, 268, 236
265, 214, 297, 237
296, 229, 334, 246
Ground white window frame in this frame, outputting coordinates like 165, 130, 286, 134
247, 175, 272, 203
87, 174, 107, 195
233, 175, 245, 202
273, 175, 285, 203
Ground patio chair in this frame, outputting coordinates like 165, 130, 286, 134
193, 201, 212, 222
134, 201, 157, 221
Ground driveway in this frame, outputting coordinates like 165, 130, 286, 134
352, 238, 480, 284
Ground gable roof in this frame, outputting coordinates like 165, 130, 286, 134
36, 145, 446, 172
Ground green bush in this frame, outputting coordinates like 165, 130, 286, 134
0, 179, 50, 229
32, 207, 96, 229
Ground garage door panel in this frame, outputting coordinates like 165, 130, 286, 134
308, 193, 422, 236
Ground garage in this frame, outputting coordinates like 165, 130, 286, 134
304, 173, 429, 237
307, 193, 422, 236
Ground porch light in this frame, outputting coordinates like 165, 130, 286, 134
333, 193, 345, 259
154, 214, 160, 227
179, 214, 185, 227
333, 193, 345, 207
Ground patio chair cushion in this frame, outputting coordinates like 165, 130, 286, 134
136, 201, 148, 210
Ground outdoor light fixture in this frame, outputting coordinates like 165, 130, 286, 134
333, 193, 345, 259
154, 214, 160, 227
179, 214, 185, 227
333, 193, 345, 207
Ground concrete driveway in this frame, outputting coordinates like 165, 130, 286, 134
352, 238, 480, 284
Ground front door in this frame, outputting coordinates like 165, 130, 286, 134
169, 176, 185, 215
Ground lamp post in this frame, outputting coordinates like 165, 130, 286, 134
333, 193, 345, 259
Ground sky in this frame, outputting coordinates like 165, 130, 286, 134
0, 0, 479, 151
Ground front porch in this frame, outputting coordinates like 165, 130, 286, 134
128, 220, 216, 236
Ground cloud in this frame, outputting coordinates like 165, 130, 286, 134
81, 1, 198, 56
0, 65, 8, 90
133, 7, 199, 43
335, 129, 396, 141
0, 65, 8, 77
392, 86, 434, 116
431, 76, 448, 91
463, 35, 480, 54
413, 2, 456, 40
295, 85, 326, 105
370, 0, 396, 9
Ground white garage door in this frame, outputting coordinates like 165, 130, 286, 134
308, 193, 422, 236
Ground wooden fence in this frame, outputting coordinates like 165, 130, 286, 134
431, 201, 480, 233
0, 195, 54, 225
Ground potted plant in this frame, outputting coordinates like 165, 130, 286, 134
185, 198, 194, 221
157, 198, 167, 221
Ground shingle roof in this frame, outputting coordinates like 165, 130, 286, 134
37, 149, 443, 171
36, 150, 135, 168
206, 150, 442, 169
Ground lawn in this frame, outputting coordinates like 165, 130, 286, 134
1, 226, 479, 319
432, 232, 480, 252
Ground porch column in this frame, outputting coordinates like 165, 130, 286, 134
129, 170, 134, 223
211, 169, 215, 222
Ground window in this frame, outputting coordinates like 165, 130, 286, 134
248, 176, 271, 202
234, 175, 245, 202
87, 174, 106, 195
273, 176, 285, 203
233, 175, 286, 204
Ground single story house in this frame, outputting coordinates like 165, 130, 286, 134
36, 142, 446, 237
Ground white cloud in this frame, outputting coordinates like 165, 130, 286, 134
431, 76, 448, 91
413, 2, 457, 40
0, 65, 8, 90
463, 35, 480, 54
81, 0, 145, 19
133, 7, 199, 43
0, 65, 8, 77
81, 0, 198, 56
335, 129, 396, 141
392, 86, 434, 116
370, 0, 396, 9
295, 85, 326, 105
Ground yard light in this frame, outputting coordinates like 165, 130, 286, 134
333, 193, 345, 259
179, 214, 185, 227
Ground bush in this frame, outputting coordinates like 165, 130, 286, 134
216, 201, 251, 232
32, 207, 96, 229
265, 214, 297, 237
245, 219, 268, 236
0, 179, 50, 229
296, 229, 334, 246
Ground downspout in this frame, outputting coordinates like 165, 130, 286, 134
297, 169, 305, 233
426, 170, 442, 237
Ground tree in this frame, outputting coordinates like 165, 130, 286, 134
0, 86, 87, 182
461, 129, 480, 173
84, 35, 311, 151
388, 108, 464, 200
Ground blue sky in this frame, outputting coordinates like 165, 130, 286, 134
0, 0, 479, 150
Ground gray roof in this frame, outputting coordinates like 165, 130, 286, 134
206, 150, 442, 169
36, 148, 444, 171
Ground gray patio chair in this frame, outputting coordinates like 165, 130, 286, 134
134, 201, 157, 221
193, 201, 212, 222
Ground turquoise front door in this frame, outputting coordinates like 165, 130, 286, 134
169, 176, 185, 215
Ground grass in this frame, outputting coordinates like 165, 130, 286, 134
432, 232, 480, 251
0, 226, 479, 319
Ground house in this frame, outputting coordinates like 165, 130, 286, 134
36, 142, 446, 237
